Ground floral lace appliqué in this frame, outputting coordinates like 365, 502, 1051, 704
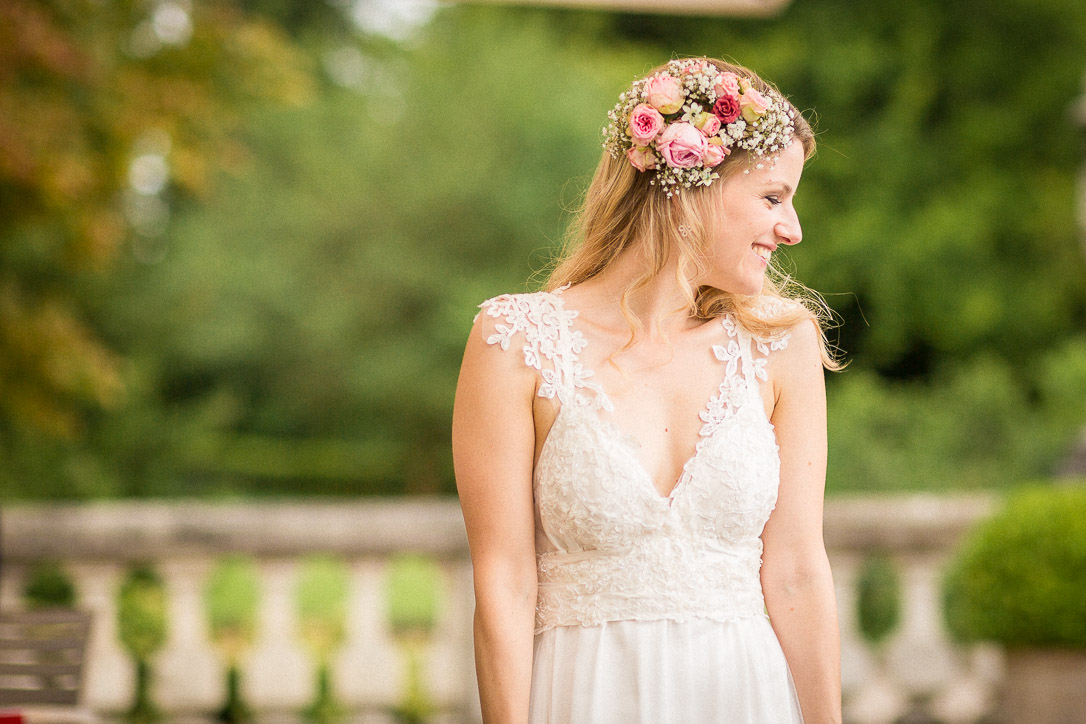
478, 290, 612, 411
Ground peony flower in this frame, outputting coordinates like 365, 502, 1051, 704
626, 145, 658, 172
644, 75, 684, 115
712, 94, 741, 124
693, 112, 721, 137
715, 71, 741, 97
656, 122, 706, 169
627, 103, 665, 145
702, 137, 730, 167
739, 88, 769, 122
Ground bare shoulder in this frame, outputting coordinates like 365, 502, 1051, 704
776, 316, 822, 370
453, 295, 539, 506
459, 294, 541, 395
765, 314, 825, 413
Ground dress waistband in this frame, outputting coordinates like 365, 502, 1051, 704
534, 538, 766, 634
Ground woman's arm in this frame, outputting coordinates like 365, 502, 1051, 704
452, 313, 539, 723
761, 319, 842, 724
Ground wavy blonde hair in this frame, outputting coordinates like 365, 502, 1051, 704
545, 58, 841, 370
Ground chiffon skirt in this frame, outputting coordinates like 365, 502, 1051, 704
529, 616, 803, 724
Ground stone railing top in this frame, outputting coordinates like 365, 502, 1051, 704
0, 492, 998, 562
0, 498, 469, 561
822, 492, 997, 552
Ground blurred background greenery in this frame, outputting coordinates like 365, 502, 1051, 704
1, 0, 1085, 500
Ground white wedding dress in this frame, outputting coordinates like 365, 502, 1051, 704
478, 287, 804, 724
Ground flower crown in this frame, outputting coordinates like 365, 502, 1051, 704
603, 58, 797, 197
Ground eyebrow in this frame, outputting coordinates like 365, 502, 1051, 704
764, 182, 794, 195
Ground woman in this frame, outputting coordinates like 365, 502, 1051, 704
453, 57, 842, 723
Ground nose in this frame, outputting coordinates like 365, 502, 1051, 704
775, 206, 802, 246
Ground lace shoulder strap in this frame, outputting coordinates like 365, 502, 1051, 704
749, 298, 795, 376
476, 290, 610, 410
715, 306, 793, 395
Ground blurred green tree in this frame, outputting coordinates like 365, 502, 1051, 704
0, 0, 312, 492
3, 1, 1085, 497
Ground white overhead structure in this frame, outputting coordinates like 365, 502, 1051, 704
452, 0, 792, 17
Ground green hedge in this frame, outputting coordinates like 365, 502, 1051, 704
857, 553, 901, 646
943, 484, 1086, 648
23, 560, 76, 608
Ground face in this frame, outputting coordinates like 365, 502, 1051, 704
700, 140, 806, 296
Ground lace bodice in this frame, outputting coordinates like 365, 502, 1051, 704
478, 289, 793, 634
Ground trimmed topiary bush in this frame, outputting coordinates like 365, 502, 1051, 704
856, 552, 901, 647
118, 565, 167, 723
296, 555, 349, 724
385, 553, 441, 724
943, 484, 1086, 648
23, 560, 77, 608
205, 555, 260, 724
385, 553, 440, 637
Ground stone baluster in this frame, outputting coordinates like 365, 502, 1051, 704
337, 558, 399, 707
451, 559, 482, 721
0, 562, 24, 610
931, 642, 1004, 724
831, 552, 874, 696
70, 562, 133, 712
885, 552, 963, 701
247, 557, 313, 707
838, 551, 908, 724
155, 557, 223, 710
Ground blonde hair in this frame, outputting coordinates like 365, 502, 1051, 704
545, 58, 841, 370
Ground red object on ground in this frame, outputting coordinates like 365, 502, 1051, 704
0, 712, 23, 724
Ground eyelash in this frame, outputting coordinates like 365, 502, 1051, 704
764, 195, 781, 206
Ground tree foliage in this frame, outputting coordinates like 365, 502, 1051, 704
1, 1, 1085, 497
0, 0, 311, 446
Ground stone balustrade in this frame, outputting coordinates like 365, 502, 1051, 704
0, 494, 998, 723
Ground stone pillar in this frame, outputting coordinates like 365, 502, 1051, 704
885, 553, 963, 696
70, 562, 133, 712
247, 558, 312, 707
337, 559, 399, 707
156, 558, 222, 710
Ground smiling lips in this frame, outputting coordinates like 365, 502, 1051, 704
752, 244, 774, 264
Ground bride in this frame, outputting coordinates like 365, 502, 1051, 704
453, 57, 842, 723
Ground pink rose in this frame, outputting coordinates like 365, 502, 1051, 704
693, 112, 721, 137
644, 75, 684, 115
656, 122, 706, 169
702, 139, 730, 167
714, 71, 740, 97
712, 94, 741, 124
627, 103, 665, 145
626, 145, 657, 172
739, 88, 769, 122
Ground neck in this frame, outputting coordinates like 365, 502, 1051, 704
576, 241, 696, 338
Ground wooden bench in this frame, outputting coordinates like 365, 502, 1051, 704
0, 610, 94, 722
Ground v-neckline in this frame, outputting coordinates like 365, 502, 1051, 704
547, 290, 739, 503
594, 407, 708, 503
